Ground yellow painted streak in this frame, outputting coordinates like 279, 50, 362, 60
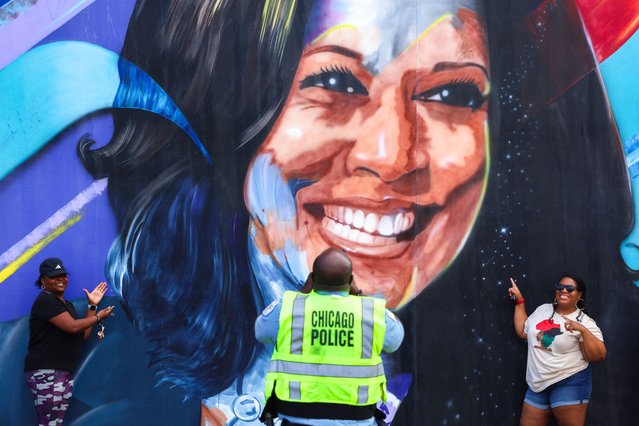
310, 14, 451, 57
0, 214, 82, 283
260, 0, 297, 46
260, 0, 272, 42
310, 24, 358, 45
397, 267, 419, 309
483, 80, 491, 97
284, 0, 296, 32
406, 14, 453, 52
272, 0, 283, 34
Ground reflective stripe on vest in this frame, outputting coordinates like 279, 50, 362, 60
268, 359, 385, 378
358, 385, 369, 405
361, 297, 374, 359
290, 295, 305, 354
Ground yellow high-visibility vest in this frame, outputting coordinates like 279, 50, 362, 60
265, 290, 387, 406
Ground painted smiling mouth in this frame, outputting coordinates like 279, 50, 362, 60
305, 203, 440, 246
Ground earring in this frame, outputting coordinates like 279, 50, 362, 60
576, 298, 586, 311
40, 285, 45, 290
553, 297, 558, 306
575, 298, 586, 322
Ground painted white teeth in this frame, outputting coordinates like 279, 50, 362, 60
325, 217, 336, 234
358, 230, 374, 244
393, 214, 402, 235
344, 209, 353, 225
378, 215, 394, 236
353, 210, 365, 228
364, 213, 378, 234
323, 205, 418, 241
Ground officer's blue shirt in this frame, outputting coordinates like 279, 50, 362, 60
255, 290, 404, 426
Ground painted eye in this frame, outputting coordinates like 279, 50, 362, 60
299, 66, 368, 95
413, 83, 485, 110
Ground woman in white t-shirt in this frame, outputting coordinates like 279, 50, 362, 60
508, 275, 606, 426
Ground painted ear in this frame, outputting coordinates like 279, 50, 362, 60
0, 41, 210, 180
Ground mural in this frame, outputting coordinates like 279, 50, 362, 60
1, 0, 638, 425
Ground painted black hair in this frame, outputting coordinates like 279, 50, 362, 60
80, 0, 313, 398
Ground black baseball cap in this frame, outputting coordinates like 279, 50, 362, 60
39, 258, 69, 278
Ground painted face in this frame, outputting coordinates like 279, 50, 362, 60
246, 2, 489, 307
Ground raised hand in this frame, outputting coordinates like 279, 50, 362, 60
560, 314, 583, 333
96, 305, 115, 320
508, 277, 524, 301
83, 281, 108, 305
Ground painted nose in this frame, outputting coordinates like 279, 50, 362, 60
345, 86, 429, 182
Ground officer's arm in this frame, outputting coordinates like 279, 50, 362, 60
382, 310, 404, 353
255, 300, 282, 345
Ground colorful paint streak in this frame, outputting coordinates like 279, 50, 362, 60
0, 0, 96, 69
575, 0, 639, 62
0, 178, 107, 283
0, 215, 82, 283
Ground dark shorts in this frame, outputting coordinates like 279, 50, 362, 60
524, 366, 592, 410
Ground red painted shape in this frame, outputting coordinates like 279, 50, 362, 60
575, 0, 639, 62
525, 0, 596, 106
536, 319, 560, 332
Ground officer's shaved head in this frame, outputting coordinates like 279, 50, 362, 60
312, 248, 353, 291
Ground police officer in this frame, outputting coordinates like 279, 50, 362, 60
255, 248, 404, 425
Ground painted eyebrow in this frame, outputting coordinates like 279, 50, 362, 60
431, 61, 489, 78
302, 45, 363, 62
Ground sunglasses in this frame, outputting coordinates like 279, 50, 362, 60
554, 283, 577, 293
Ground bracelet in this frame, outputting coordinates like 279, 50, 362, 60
96, 314, 105, 339
515, 298, 525, 305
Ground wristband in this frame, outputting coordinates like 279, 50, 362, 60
88, 304, 97, 311
515, 298, 525, 305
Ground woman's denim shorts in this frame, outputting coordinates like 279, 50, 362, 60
524, 366, 592, 409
